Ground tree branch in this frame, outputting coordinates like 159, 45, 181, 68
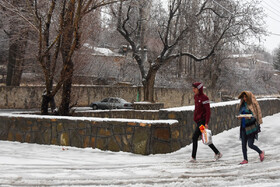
165, 15, 233, 63
0, 0, 39, 32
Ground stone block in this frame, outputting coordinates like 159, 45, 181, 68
78, 122, 86, 129
78, 129, 85, 136
15, 132, 23, 142
83, 136, 90, 148
33, 131, 44, 144
171, 141, 181, 152
99, 128, 111, 137
91, 126, 98, 135
114, 135, 122, 146
32, 124, 39, 131
51, 138, 58, 145
122, 135, 129, 145
91, 137, 96, 148
133, 127, 149, 155
42, 128, 52, 144
8, 131, 14, 141
70, 130, 82, 147
0, 117, 10, 140
57, 123, 64, 132
108, 137, 120, 152
60, 133, 69, 146
113, 126, 124, 134
152, 140, 170, 154
96, 137, 107, 150
154, 128, 170, 141
171, 129, 180, 139
126, 127, 133, 133
168, 112, 177, 119
134, 102, 164, 110
25, 133, 31, 143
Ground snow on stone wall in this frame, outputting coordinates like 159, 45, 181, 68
0, 98, 279, 155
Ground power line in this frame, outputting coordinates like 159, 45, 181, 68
267, 14, 280, 23
268, 0, 280, 11
268, 32, 280, 37
262, 1, 280, 18
210, 0, 280, 37
211, 0, 234, 15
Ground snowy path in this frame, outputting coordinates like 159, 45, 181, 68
1, 113, 280, 186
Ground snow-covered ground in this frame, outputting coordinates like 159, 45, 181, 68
1, 113, 280, 187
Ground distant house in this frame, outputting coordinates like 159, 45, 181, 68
73, 43, 134, 85
228, 53, 274, 71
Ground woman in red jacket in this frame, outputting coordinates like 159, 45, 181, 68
190, 82, 222, 162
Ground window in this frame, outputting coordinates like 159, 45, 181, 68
101, 98, 109, 102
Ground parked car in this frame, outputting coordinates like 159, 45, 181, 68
90, 97, 133, 110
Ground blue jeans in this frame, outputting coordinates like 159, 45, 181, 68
241, 128, 262, 161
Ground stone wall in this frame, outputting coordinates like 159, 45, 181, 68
0, 98, 279, 155
0, 86, 218, 109
159, 98, 280, 147
76, 110, 160, 120
0, 114, 179, 155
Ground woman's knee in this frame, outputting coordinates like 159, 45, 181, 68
248, 140, 254, 149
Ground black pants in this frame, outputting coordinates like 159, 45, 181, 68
192, 121, 219, 159
241, 128, 261, 161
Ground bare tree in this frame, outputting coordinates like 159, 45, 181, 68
114, 0, 265, 102
1, 0, 120, 115
0, 0, 33, 86
112, 0, 262, 102
35, 0, 120, 115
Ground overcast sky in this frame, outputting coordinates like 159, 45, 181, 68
261, 0, 280, 52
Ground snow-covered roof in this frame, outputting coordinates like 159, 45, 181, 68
83, 43, 122, 57
230, 54, 254, 58
257, 60, 269, 64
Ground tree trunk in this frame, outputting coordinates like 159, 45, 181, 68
6, 43, 17, 86
177, 54, 182, 78
41, 93, 52, 115
5, 0, 29, 86
41, 94, 50, 115
41, 90, 56, 115
6, 41, 25, 86
143, 69, 157, 102
58, 61, 73, 116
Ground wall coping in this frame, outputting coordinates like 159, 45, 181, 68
0, 113, 178, 125
161, 98, 280, 112
76, 109, 159, 113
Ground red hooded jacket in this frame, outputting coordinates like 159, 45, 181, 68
193, 83, 211, 124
